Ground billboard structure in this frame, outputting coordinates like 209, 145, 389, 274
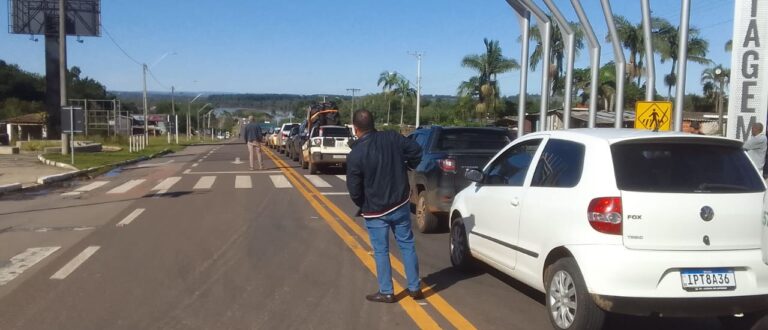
727, 0, 768, 141
8, 0, 100, 36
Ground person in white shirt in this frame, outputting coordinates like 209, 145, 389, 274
743, 122, 767, 174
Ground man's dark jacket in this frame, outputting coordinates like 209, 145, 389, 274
243, 123, 263, 143
346, 130, 422, 218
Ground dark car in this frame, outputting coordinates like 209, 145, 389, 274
408, 126, 514, 233
288, 121, 309, 162
285, 125, 301, 160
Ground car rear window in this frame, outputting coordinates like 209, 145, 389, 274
612, 141, 765, 193
321, 127, 351, 137
282, 124, 298, 131
434, 129, 511, 151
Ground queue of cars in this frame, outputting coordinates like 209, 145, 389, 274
266, 122, 354, 174
266, 120, 768, 329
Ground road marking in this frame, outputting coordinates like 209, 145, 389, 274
263, 149, 445, 329
152, 177, 181, 191
77, 181, 109, 192
269, 175, 292, 188
336, 175, 347, 182
235, 175, 252, 189
304, 175, 331, 188
232, 157, 244, 165
61, 192, 82, 196
50, 246, 100, 280
320, 192, 348, 196
184, 170, 282, 175
0, 247, 60, 286
106, 179, 146, 194
193, 176, 216, 190
116, 208, 145, 227
192, 163, 199, 167
183, 169, 191, 174
124, 160, 174, 169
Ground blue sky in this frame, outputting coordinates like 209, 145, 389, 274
0, 0, 734, 98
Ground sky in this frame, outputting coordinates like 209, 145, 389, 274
0, 0, 735, 98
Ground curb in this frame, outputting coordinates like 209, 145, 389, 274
0, 183, 23, 194
33, 149, 174, 187
37, 154, 79, 171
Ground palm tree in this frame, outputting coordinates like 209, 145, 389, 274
377, 71, 400, 125
394, 77, 416, 127
654, 19, 712, 99
524, 17, 585, 97
460, 38, 518, 119
606, 16, 645, 86
725, 39, 732, 52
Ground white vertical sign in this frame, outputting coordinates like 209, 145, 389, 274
728, 0, 768, 141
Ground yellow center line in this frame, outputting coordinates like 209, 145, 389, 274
264, 149, 477, 330
262, 149, 441, 329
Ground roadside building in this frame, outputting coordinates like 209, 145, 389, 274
0, 112, 47, 142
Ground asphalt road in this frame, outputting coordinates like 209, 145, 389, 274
0, 141, 752, 329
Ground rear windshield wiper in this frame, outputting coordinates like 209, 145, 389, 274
696, 183, 750, 192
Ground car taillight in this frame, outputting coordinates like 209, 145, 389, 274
437, 159, 456, 173
587, 197, 622, 235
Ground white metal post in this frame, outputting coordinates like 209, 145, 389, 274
142, 63, 149, 142
673, 0, 692, 132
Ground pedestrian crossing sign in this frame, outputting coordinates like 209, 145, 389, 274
635, 101, 672, 131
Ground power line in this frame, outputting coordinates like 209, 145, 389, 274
147, 67, 169, 90
100, 23, 142, 66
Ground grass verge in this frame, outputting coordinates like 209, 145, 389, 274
45, 136, 187, 170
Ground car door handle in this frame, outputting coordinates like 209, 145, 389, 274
510, 198, 520, 207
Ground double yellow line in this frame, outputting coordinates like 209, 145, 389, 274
263, 148, 475, 330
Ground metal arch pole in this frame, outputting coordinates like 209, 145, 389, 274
519, 0, 551, 132
599, 0, 626, 128
571, 0, 600, 128
506, 0, 530, 136
542, 0, 575, 130
673, 0, 691, 132
641, 0, 655, 101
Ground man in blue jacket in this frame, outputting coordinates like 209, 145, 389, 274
346, 109, 423, 303
243, 116, 263, 170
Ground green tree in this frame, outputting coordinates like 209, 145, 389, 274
460, 38, 518, 120
654, 20, 711, 99
377, 71, 400, 125
394, 77, 416, 127
524, 18, 585, 96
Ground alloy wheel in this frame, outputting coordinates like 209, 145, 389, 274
549, 270, 577, 329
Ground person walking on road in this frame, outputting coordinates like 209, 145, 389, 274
243, 116, 264, 170
346, 109, 423, 303
744, 122, 767, 176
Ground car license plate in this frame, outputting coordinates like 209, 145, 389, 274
680, 268, 736, 291
333, 155, 346, 159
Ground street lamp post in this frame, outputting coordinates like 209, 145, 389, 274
197, 103, 212, 141
408, 51, 423, 128
715, 68, 725, 136
187, 93, 203, 140
346, 88, 360, 124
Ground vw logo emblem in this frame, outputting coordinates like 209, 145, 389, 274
700, 206, 714, 222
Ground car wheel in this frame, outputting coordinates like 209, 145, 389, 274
301, 156, 308, 169
718, 311, 768, 330
449, 217, 474, 270
293, 150, 300, 161
415, 191, 439, 233
545, 258, 605, 330
309, 160, 318, 174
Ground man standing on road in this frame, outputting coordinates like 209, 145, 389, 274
243, 116, 264, 170
744, 122, 767, 176
346, 109, 423, 303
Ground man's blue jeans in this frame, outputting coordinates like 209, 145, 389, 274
364, 204, 420, 295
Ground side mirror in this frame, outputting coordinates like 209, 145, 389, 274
465, 169, 484, 183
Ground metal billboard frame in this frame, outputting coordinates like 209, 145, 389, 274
9, 0, 100, 36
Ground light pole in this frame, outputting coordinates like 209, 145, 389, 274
346, 88, 360, 123
715, 68, 726, 136
408, 51, 423, 128
142, 63, 149, 142
187, 93, 203, 140
197, 103, 212, 140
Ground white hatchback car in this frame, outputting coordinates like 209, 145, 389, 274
449, 129, 768, 330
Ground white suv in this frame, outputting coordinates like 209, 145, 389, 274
449, 129, 768, 330
300, 125, 352, 174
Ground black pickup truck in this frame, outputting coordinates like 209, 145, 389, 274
408, 126, 514, 233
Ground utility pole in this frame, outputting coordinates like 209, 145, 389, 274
142, 63, 149, 142
59, 0, 69, 155
408, 51, 423, 128
346, 88, 360, 124
171, 85, 177, 144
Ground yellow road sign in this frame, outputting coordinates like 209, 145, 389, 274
635, 101, 672, 131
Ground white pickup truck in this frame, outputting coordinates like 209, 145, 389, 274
300, 125, 353, 174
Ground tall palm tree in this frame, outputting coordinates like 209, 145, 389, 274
394, 77, 416, 127
460, 38, 518, 119
606, 16, 645, 85
377, 71, 400, 125
655, 20, 712, 99
525, 17, 585, 97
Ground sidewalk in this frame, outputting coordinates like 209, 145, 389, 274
0, 152, 70, 188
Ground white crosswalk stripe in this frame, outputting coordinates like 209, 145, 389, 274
106, 179, 146, 194
304, 175, 331, 188
152, 177, 181, 191
0, 247, 61, 286
336, 175, 347, 182
193, 176, 216, 190
61, 181, 109, 196
269, 175, 292, 188
235, 176, 252, 189
50, 246, 100, 280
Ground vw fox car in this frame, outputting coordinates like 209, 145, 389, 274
449, 129, 768, 330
